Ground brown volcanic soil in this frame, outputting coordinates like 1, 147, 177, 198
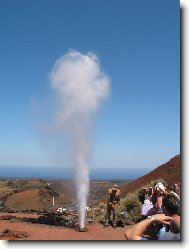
0, 212, 128, 240
120, 155, 180, 196
4, 188, 70, 211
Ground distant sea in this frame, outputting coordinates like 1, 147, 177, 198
0, 165, 153, 180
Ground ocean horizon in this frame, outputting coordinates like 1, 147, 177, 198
0, 165, 153, 180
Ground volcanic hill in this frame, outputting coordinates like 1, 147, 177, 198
120, 154, 180, 197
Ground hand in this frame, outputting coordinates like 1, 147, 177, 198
152, 214, 172, 225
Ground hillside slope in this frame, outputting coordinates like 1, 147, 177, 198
3, 187, 71, 211
120, 155, 180, 196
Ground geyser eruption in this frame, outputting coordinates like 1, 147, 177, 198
50, 50, 110, 228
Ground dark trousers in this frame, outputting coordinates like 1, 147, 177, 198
106, 203, 116, 222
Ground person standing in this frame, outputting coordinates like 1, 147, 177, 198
105, 184, 121, 227
141, 187, 154, 220
152, 182, 166, 214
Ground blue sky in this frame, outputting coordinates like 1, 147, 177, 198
0, 0, 180, 179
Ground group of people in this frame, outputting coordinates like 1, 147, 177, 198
104, 181, 180, 240
140, 182, 180, 220
125, 181, 180, 240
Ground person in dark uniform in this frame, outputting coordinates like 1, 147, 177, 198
105, 184, 121, 227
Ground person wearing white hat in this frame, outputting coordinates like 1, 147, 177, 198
155, 182, 166, 192
153, 182, 166, 214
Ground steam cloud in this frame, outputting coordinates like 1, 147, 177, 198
50, 50, 110, 228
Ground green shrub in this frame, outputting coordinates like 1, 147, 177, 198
120, 192, 141, 223
96, 213, 106, 223
141, 178, 167, 189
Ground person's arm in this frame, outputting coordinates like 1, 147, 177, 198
124, 214, 172, 240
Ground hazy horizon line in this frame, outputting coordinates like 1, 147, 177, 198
0, 164, 153, 180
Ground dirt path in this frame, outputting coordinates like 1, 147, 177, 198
0, 213, 129, 240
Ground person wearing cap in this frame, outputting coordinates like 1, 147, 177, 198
105, 184, 121, 227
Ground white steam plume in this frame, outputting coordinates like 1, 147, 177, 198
50, 50, 110, 229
